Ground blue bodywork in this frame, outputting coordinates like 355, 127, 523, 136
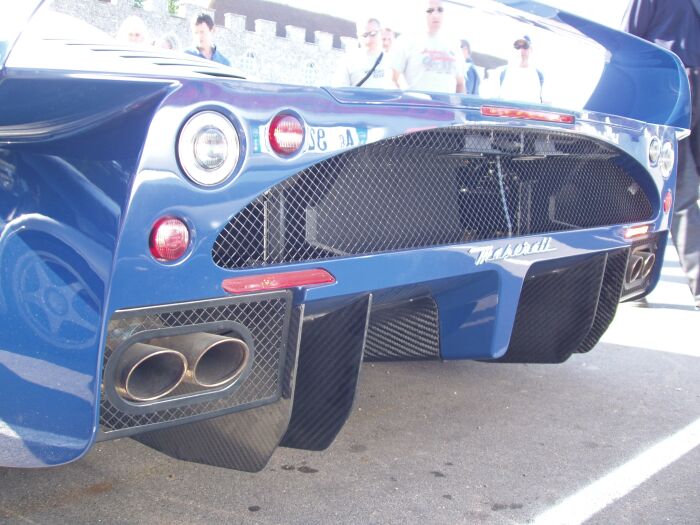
0, 1, 691, 469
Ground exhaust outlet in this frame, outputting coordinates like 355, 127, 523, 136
117, 343, 188, 402
641, 252, 656, 278
152, 333, 250, 388
626, 254, 644, 283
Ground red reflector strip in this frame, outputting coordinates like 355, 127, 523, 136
624, 224, 651, 239
222, 269, 335, 295
481, 106, 575, 124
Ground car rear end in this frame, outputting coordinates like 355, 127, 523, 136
0, 0, 690, 471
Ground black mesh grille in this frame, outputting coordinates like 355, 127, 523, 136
364, 297, 440, 361
214, 127, 653, 269
99, 295, 288, 436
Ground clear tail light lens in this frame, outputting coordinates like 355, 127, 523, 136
648, 137, 661, 165
659, 141, 674, 178
178, 111, 239, 186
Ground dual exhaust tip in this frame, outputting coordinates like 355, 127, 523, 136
116, 333, 250, 403
626, 250, 656, 284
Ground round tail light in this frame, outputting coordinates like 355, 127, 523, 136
269, 113, 304, 156
150, 217, 190, 262
648, 137, 661, 165
178, 111, 239, 186
659, 141, 674, 178
663, 190, 673, 213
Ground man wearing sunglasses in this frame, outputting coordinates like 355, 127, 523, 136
390, 0, 466, 94
333, 18, 393, 88
498, 35, 545, 104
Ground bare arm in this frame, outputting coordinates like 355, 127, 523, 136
392, 69, 403, 89
456, 75, 466, 94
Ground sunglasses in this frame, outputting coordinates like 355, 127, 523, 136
362, 30, 379, 38
426, 7, 444, 14
514, 42, 530, 50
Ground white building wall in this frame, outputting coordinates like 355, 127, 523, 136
50, 0, 360, 86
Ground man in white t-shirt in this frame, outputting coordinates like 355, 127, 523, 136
382, 28, 395, 53
498, 35, 544, 104
390, 0, 466, 94
332, 18, 393, 89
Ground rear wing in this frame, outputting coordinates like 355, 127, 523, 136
494, 0, 690, 129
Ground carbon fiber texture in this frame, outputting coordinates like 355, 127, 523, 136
576, 250, 628, 354
133, 306, 303, 472
213, 127, 653, 270
500, 255, 606, 363
364, 297, 440, 361
281, 295, 371, 451
99, 293, 289, 437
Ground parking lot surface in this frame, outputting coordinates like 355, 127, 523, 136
1, 247, 698, 524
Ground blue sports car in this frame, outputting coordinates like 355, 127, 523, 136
0, 0, 691, 471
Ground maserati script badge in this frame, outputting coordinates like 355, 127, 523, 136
469, 237, 556, 266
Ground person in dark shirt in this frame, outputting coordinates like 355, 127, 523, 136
624, 0, 700, 309
460, 39, 481, 95
185, 13, 231, 66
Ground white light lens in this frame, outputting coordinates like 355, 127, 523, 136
178, 111, 239, 186
194, 126, 228, 170
659, 141, 674, 178
648, 137, 661, 165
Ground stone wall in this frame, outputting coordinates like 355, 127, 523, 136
50, 0, 358, 86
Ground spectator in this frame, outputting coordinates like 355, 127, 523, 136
333, 18, 393, 89
185, 13, 230, 66
624, 0, 700, 309
391, 0, 466, 94
117, 15, 148, 45
460, 39, 481, 95
382, 28, 395, 53
155, 33, 180, 51
498, 35, 544, 104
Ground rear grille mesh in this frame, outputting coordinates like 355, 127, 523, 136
214, 127, 653, 269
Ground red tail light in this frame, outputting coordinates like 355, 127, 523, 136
269, 113, 304, 156
149, 217, 190, 262
663, 190, 673, 213
481, 106, 575, 124
222, 269, 335, 294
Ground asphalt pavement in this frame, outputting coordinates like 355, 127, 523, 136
1, 246, 698, 525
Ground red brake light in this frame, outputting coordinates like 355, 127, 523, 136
663, 190, 673, 213
269, 114, 304, 156
149, 217, 190, 262
222, 269, 335, 294
481, 106, 575, 124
